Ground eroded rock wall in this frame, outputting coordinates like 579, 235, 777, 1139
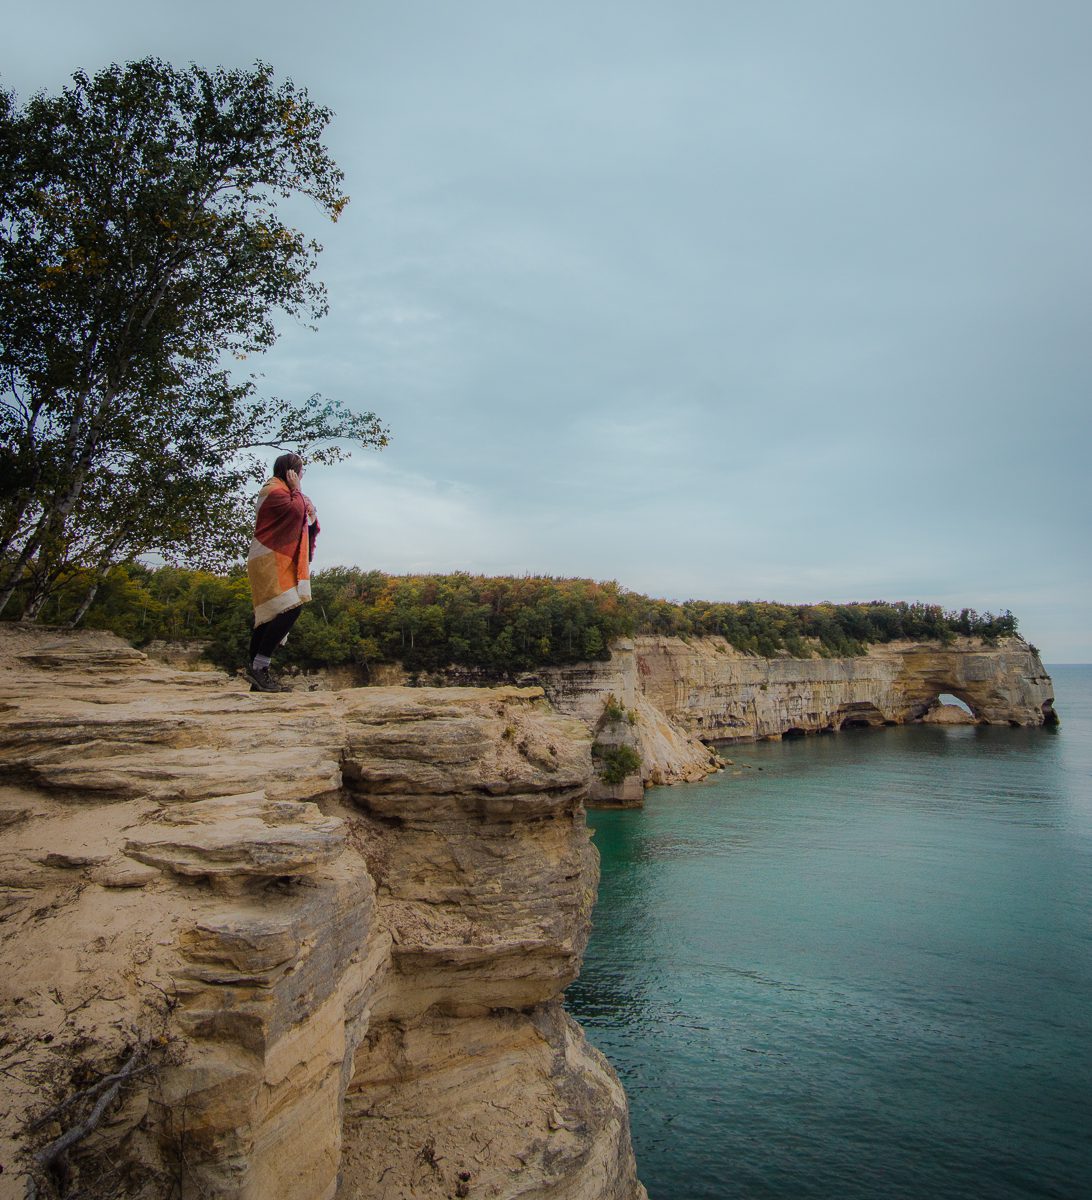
0, 627, 645, 1200
537, 635, 1055, 790
537, 639, 722, 794
628, 634, 1055, 740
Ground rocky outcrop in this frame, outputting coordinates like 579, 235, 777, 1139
922, 701, 976, 725
537, 640, 723, 799
0, 626, 646, 1200
627, 634, 1055, 739
537, 635, 1055, 794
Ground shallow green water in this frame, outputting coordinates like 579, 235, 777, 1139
566, 666, 1092, 1200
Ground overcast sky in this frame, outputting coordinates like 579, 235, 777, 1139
6, 1, 1091, 659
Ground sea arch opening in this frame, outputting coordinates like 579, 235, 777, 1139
917, 684, 983, 722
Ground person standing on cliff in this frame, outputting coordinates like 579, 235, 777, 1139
244, 452, 319, 692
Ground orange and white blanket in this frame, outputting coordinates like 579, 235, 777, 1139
246, 478, 320, 625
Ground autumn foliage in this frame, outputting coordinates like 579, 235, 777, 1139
6, 562, 1021, 678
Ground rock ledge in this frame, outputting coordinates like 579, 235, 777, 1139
0, 627, 646, 1200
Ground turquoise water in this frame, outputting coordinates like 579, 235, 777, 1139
566, 666, 1092, 1200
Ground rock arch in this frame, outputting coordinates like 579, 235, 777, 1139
911, 684, 983, 722
895, 640, 1055, 727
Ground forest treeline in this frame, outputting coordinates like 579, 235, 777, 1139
3, 562, 1022, 677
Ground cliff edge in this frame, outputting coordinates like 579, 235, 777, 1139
0, 626, 646, 1200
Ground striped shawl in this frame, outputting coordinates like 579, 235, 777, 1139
247, 478, 320, 625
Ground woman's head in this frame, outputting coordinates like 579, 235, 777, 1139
272, 452, 304, 482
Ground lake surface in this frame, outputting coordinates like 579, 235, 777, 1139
566, 666, 1092, 1200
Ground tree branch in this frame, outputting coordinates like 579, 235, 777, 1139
32, 1047, 146, 1176
29, 1053, 151, 1132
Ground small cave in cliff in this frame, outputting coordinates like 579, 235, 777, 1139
836, 702, 887, 731
782, 727, 807, 739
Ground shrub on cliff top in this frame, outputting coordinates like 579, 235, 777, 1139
593, 743, 643, 786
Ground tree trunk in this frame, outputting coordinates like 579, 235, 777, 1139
0, 532, 44, 617
0, 388, 116, 616
0, 493, 36, 565
20, 584, 50, 623
68, 577, 103, 628
0, 494, 74, 618
0, 390, 50, 562
67, 531, 132, 628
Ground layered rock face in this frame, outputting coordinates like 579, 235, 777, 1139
539, 635, 1055, 790
538, 640, 722, 797
0, 627, 645, 1200
628, 634, 1055, 739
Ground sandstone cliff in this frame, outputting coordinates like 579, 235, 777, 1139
538, 635, 1055, 797
0, 627, 646, 1200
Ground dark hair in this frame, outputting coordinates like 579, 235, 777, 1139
272, 452, 304, 482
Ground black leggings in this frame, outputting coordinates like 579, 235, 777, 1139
249, 606, 302, 661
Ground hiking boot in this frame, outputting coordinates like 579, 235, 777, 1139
245, 665, 285, 693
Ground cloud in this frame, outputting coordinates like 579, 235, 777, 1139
306, 459, 527, 575
6, 0, 1090, 657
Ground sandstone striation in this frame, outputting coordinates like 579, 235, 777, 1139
0, 626, 646, 1200
538, 634, 1055, 798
